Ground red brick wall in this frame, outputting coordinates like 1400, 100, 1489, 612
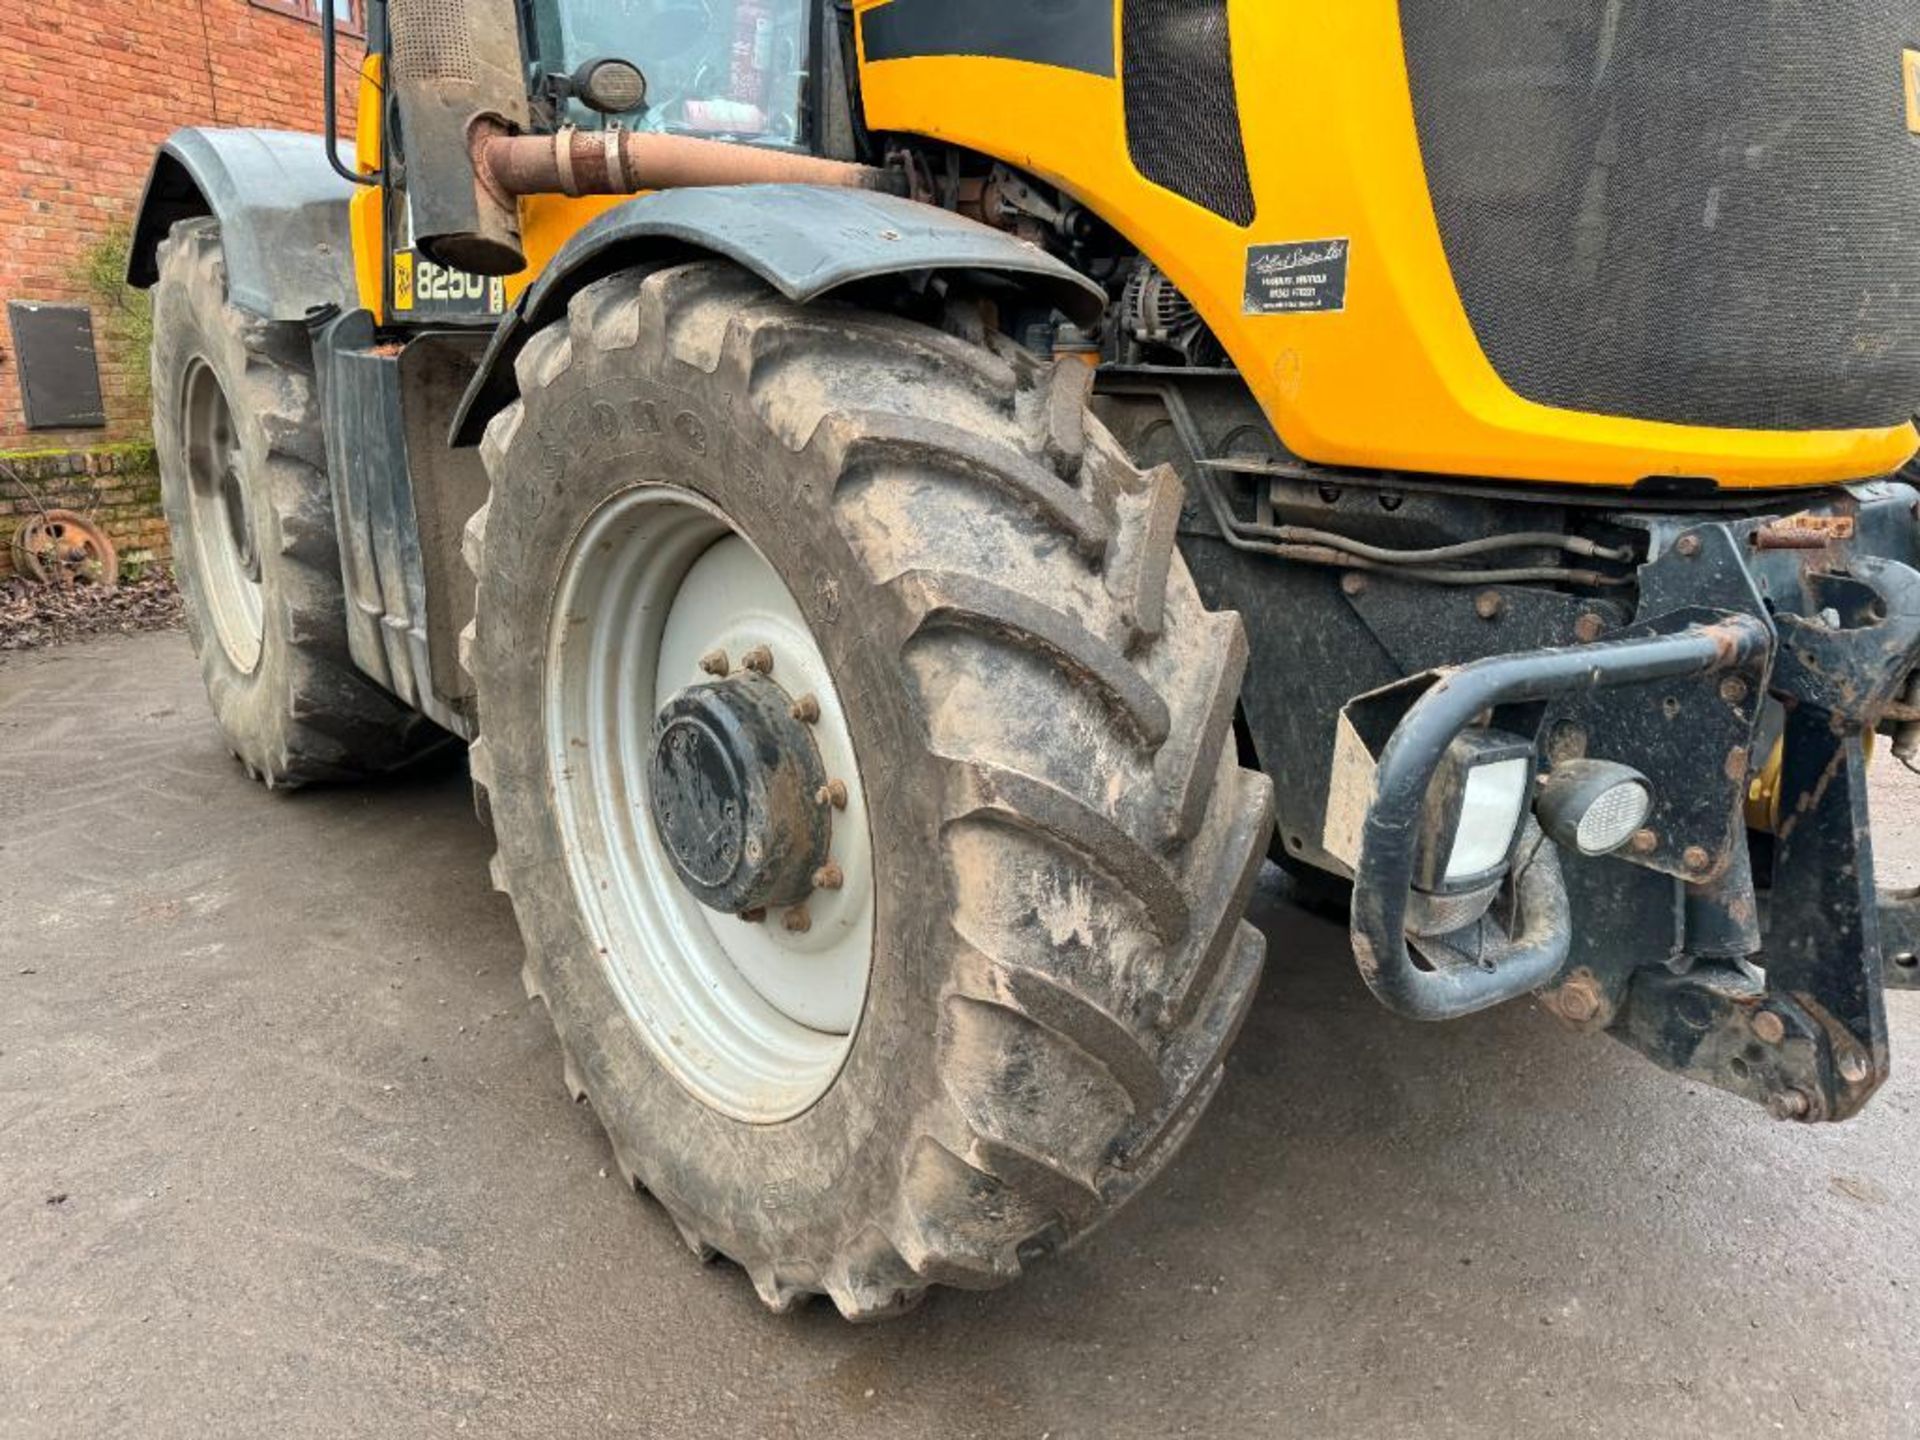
0, 1, 363, 451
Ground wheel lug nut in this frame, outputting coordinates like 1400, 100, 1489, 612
782, 904, 811, 934
741, 645, 774, 675
739, 907, 767, 924
812, 862, 844, 891
790, 692, 820, 724
698, 649, 730, 678
817, 779, 848, 810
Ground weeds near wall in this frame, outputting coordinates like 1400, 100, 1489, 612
71, 224, 155, 413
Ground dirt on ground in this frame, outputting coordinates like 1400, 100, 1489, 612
0, 571, 183, 652
2, 630, 1918, 1440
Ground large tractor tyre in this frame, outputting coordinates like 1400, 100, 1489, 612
151, 217, 440, 788
464, 260, 1273, 1319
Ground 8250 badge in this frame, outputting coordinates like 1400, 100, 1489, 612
393, 249, 505, 317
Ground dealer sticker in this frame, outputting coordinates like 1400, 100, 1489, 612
1245, 239, 1350, 315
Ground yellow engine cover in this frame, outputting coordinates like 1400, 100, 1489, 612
853, 1, 1919, 490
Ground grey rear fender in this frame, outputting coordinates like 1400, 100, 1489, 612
447, 184, 1107, 447
127, 129, 358, 323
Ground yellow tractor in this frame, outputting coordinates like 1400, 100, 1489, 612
128, 1, 1920, 1316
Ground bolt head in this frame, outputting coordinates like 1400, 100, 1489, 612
817, 779, 848, 810
1718, 677, 1749, 705
1556, 977, 1603, 1024
1340, 572, 1367, 597
1475, 590, 1504, 621
1838, 1051, 1872, 1085
1751, 1010, 1786, 1046
740, 644, 774, 675
1767, 1089, 1812, 1121
698, 649, 730, 678
811, 862, 844, 891
1630, 828, 1659, 855
790, 692, 821, 724
1574, 613, 1606, 644
1683, 845, 1712, 873
1675, 534, 1702, 557
782, 904, 812, 934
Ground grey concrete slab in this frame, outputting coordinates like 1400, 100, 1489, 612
2, 630, 1916, 1439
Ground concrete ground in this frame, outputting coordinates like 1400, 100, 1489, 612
3, 629, 1918, 1440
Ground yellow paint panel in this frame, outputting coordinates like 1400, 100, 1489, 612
506, 193, 633, 307
1906, 49, 1920, 135
348, 53, 386, 320
854, 0, 1917, 489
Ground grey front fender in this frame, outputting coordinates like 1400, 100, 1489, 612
127, 129, 357, 322
448, 184, 1106, 447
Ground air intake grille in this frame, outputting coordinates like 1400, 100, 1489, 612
1401, 1, 1920, 434
1122, 0, 1256, 227
389, 0, 476, 83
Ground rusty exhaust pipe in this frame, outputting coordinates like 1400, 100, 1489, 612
472, 124, 901, 200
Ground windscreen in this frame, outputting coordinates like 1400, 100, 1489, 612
527, 0, 810, 146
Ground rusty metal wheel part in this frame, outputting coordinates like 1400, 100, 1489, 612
10, 509, 119, 588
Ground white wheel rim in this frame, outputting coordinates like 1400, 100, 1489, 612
180, 356, 263, 674
545, 486, 875, 1123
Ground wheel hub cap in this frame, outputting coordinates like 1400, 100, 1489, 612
650, 673, 831, 914
181, 356, 263, 673
544, 491, 875, 1122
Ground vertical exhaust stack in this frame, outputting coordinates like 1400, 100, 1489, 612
387, 0, 530, 277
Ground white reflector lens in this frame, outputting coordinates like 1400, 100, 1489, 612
1444, 755, 1533, 882
1535, 759, 1656, 858
1573, 780, 1652, 855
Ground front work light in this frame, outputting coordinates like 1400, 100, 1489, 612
1415, 729, 1537, 890
574, 57, 649, 115
1399, 729, 1537, 937
1534, 759, 1654, 857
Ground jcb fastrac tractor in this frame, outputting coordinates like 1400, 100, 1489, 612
130, 1, 1920, 1316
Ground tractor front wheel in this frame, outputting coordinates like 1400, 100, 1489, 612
464, 261, 1272, 1317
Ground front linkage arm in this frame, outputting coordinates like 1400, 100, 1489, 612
1346, 501, 1920, 1124
1614, 552, 1920, 1122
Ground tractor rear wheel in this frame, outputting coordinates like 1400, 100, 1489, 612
464, 261, 1272, 1318
151, 217, 440, 787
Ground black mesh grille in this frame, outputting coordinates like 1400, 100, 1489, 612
1123, 0, 1256, 227
1400, 2, 1920, 433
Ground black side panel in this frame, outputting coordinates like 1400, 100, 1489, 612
397, 335, 492, 723
313, 313, 487, 736
1121, 0, 1255, 227
1401, 1, 1920, 432
861, 0, 1115, 76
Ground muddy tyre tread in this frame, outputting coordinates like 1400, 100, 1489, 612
152, 217, 439, 788
465, 260, 1272, 1319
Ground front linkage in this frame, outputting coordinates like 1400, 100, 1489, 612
1339, 481, 1920, 1124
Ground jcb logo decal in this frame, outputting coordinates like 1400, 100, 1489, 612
1906, 49, 1920, 135
393, 249, 415, 311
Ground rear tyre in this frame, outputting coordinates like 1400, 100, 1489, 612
151, 217, 441, 787
465, 261, 1272, 1318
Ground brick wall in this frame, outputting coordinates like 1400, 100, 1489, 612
0, 0, 362, 451
0, 446, 168, 580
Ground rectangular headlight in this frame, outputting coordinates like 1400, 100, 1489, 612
1415, 729, 1536, 891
